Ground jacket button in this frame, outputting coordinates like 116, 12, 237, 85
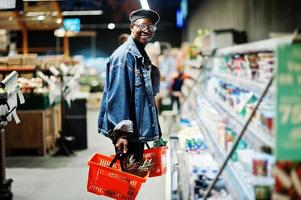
149, 104, 152, 107
152, 124, 155, 127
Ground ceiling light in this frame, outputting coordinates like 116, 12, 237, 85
51, 11, 58, 16
140, 0, 150, 10
37, 15, 45, 21
54, 28, 65, 37
26, 11, 59, 17
56, 18, 62, 24
108, 23, 115, 30
62, 10, 103, 16
0, 30, 7, 34
26, 12, 45, 17
23, 0, 64, 2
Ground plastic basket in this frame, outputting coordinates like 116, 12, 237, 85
87, 153, 147, 200
143, 146, 168, 177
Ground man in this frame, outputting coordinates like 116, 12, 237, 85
170, 65, 193, 112
98, 9, 161, 162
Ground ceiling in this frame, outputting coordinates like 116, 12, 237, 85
60, 0, 180, 23
0, 1, 62, 30
0, 0, 181, 31
0, 11, 22, 31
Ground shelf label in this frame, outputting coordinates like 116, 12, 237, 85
276, 44, 301, 161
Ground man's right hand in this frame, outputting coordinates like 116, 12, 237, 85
115, 137, 128, 154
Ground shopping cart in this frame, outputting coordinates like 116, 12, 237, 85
143, 144, 168, 177
87, 152, 148, 200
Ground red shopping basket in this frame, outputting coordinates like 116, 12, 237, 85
143, 145, 168, 177
87, 153, 147, 200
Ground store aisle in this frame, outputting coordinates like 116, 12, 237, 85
6, 109, 166, 200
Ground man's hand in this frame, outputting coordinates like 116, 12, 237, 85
115, 137, 128, 154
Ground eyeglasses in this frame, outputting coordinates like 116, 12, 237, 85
132, 23, 157, 32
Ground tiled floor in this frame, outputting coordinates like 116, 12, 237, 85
6, 110, 167, 200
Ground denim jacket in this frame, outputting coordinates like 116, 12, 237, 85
98, 37, 161, 142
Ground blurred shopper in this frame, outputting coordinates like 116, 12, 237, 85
98, 9, 161, 162
118, 33, 130, 45
169, 65, 193, 112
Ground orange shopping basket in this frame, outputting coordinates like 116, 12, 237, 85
143, 145, 168, 177
87, 153, 147, 200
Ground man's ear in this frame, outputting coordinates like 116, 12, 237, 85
129, 24, 134, 31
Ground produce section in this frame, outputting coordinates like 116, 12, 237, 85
0, 54, 88, 155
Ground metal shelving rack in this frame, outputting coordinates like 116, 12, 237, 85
210, 72, 275, 98
193, 111, 253, 200
203, 90, 274, 149
182, 35, 294, 200
0, 71, 25, 200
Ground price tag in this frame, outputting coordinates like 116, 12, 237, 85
17, 88, 25, 104
276, 44, 301, 161
11, 109, 20, 124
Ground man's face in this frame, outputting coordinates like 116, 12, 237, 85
130, 18, 156, 46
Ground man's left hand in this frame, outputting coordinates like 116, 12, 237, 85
115, 137, 128, 154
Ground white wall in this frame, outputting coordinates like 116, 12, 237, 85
185, 0, 301, 42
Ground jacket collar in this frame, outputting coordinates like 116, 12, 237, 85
127, 36, 143, 58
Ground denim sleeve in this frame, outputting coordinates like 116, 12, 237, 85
151, 64, 160, 95
106, 53, 135, 133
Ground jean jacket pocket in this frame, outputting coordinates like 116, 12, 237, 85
134, 69, 143, 87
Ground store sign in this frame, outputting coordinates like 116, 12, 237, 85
176, 9, 183, 28
64, 18, 80, 33
276, 44, 301, 161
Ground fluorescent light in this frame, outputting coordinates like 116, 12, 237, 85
23, 0, 64, 1
0, 30, 7, 34
176, 9, 184, 28
54, 28, 65, 37
51, 11, 58, 16
140, 0, 150, 10
0, 0, 15, 9
26, 11, 58, 17
26, 12, 45, 17
56, 18, 62, 24
107, 23, 115, 30
62, 10, 103, 16
37, 15, 45, 20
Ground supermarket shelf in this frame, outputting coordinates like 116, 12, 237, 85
185, 36, 282, 200
203, 91, 274, 149
185, 58, 203, 69
250, 176, 274, 186
193, 111, 254, 200
216, 35, 293, 55
0, 66, 36, 72
210, 72, 275, 97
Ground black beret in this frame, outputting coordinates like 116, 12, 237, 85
129, 9, 160, 24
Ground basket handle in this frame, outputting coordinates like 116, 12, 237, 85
109, 149, 125, 171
